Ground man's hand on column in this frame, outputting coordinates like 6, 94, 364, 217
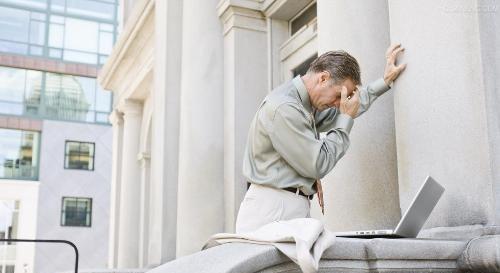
339, 86, 360, 118
384, 43, 407, 86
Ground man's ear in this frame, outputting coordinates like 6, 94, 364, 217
319, 71, 330, 84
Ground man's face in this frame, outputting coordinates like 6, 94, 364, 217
312, 72, 357, 111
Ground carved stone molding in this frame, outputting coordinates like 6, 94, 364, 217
108, 110, 124, 126
217, 0, 267, 35
137, 152, 151, 168
119, 99, 143, 117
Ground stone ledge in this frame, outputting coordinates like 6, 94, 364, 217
458, 235, 500, 273
419, 224, 500, 240
144, 235, 500, 273
146, 243, 286, 273
323, 237, 466, 260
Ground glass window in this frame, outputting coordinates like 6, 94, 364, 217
48, 23, 64, 48
0, 67, 29, 103
293, 54, 318, 77
24, 69, 43, 115
64, 18, 98, 52
61, 197, 92, 227
0, 201, 19, 272
0, 6, 30, 43
0, 128, 40, 180
290, 2, 317, 36
29, 20, 46, 45
50, 0, 65, 12
99, 23, 113, 32
0, 41, 28, 55
98, 55, 108, 65
49, 48, 62, 58
64, 141, 94, 170
0, 0, 47, 9
0, 1, 118, 65
98, 31, 113, 54
0, 200, 20, 242
0, 66, 112, 124
63, 49, 97, 64
31, 12, 46, 20
95, 85, 111, 112
66, 0, 115, 20
50, 15, 65, 24
45, 73, 93, 120
0, 5, 48, 55
29, 45, 43, 55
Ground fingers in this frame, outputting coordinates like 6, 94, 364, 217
352, 89, 360, 101
387, 43, 405, 64
393, 46, 405, 59
388, 47, 405, 64
340, 85, 348, 103
397, 63, 407, 72
386, 43, 401, 56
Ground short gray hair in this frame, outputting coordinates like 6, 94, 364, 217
307, 50, 361, 85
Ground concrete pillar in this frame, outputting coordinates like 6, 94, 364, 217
176, 0, 225, 257
138, 152, 150, 267
388, 0, 497, 228
316, 0, 401, 231
116, 99, 143, 267
150, 0, 182, 264
107, 110, 123, 268
476, 0, 500, 226
217, 1, 269, 233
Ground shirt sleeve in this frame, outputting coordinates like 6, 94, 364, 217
314, 107, 338, 132
313, 78, 390, 132
268, 103, 353, 179
356, 78, 391, 118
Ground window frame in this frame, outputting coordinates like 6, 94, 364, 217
280, 0, 318, 81
0, 0, 119, 65
288, 0, 316, 37
0, 66, 113, 124
0, 127, 41, 180
60, 196, 92, 227
63, 140, 95, 171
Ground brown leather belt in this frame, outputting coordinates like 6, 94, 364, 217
283, 187, 314, 200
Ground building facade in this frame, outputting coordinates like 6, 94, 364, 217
100, 0, 500, 270
0, 0, 118, 272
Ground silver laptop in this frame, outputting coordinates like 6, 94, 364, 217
335, 175, 444, 239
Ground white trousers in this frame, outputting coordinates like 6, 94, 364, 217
235, 183, 311, 234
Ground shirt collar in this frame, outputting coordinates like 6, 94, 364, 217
292, 75, 313, 114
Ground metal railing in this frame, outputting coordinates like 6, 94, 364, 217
0, 239, 79, 273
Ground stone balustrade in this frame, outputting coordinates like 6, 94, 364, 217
141, 234, 500, 273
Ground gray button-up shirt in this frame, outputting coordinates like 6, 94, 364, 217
242, 75, 391, 195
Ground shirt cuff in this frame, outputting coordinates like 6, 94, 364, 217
369, 78, 392, 97
330, 113, 354, 134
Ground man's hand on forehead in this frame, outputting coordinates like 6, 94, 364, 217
346, 86, 359, 100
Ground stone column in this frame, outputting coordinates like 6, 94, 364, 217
138, 152, 150, 267
176, 0, 225, 257
150, 0, 183, 264
388, 0, 498, 229
116, 99, 143, 268
217, 1, 268, 233
477, 0, 500, 225
107, 110, 123, 268
316, 0, 401, 231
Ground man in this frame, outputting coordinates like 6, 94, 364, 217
235, 44, 406, 234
